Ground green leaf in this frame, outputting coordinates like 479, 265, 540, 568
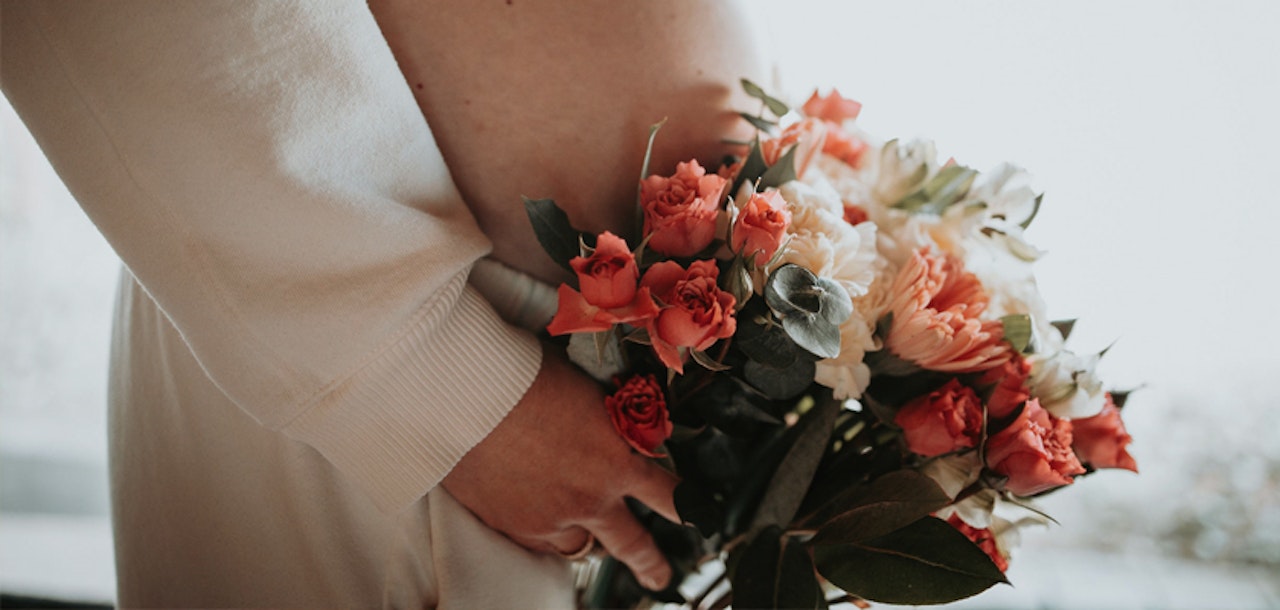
1019, 193, 1044, 230
674, 479, 722, 538
744, 357, 815, 401
813, 516, 1009, 605
523, 196, 581, 272
807, 470, 953, 542
759, 144, 798, 190
740, 78, 791, 117
739, 112, 779, 133
635, 119, 668, 239
735, 312, 799, 368
732, 138, 769, 195
724, 254, 755, 312
731, 526, 826, 610
1051, 318, 1077, 341
691, 348, 732, 372
893, 165, 979, 215
1000, 314, 1033, 353
749, 390, 841, 530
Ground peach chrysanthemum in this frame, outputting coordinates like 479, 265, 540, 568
884, 248, 1012, 373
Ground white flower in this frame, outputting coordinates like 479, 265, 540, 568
873, 138, 938, 207
921, 453, 983, 499
1030, 348, 1108, 418
772, 181, 880, 300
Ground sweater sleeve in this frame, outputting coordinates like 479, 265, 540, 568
0, 0, 540, 513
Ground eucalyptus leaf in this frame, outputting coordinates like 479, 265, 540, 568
806, 470, 952, 542
731, 526, 826, 610
749, 391, 840, 530
893, 165, 979, 215
813, 517, 1009, 605
740, 78, 791, 117
759, 144, 799, 190
523, 197, 582, 272
781, 315, 842, 360
1000, 314, 1033, 353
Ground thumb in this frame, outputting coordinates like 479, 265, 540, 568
589, 502, 672, 591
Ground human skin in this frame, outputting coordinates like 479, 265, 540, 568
368, 0, 768, 591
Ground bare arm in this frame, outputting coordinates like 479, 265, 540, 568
371, 0, 767, 283
369, 0, 769, 591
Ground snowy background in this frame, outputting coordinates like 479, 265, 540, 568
3, 0, 1279, 606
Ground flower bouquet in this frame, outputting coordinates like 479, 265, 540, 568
525, 80, 1138, 609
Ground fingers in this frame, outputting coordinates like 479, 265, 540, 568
589, 503, 672, 591
627, 457, 682, 525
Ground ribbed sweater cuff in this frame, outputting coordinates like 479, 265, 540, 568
284, 272, 541, 513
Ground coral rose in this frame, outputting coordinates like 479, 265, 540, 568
640, 260, 736, 373
985, 399, 1085, 496
546, 232, 660, 336
884, 249, 1012, 373
605, 374, 672, 458
946, 514, 1009, 573
978, 354, 1032, 419
802, 89, 863, 124
640, 160, 726, 257
895, 379, 985, 458
762, 118, 827, 179
731, 189, 791, 261
1070, 394, 1138, 472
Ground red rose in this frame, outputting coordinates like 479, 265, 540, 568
1071, 394, 1138, 472
640, 160, 726, 257
895, 379, 984, 458
985, 399, 1085, 496
978, 354, 1032, 419
546, 232, 660, 336
605, 374, 672, 458
802, 89, 863, 123
640, 260, 736, 373
731, 190, 791, 261
946, 514, 1008, 573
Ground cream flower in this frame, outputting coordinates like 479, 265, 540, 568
873, 138, 938, 207
1030, 348, 1108, 419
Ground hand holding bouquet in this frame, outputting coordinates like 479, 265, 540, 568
525, 81, 1137, 609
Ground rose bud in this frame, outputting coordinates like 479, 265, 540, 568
1071, 394, 1138, 472
895, 379, 984, 458
605, 374, 672, 458
640, 260, 736, 373
546, 232, 660, 336
985, 399, 1086, 496
640, 160, 726, 257
731, 189, 791, 261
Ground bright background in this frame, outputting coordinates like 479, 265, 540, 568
3, 0, 1279, 606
